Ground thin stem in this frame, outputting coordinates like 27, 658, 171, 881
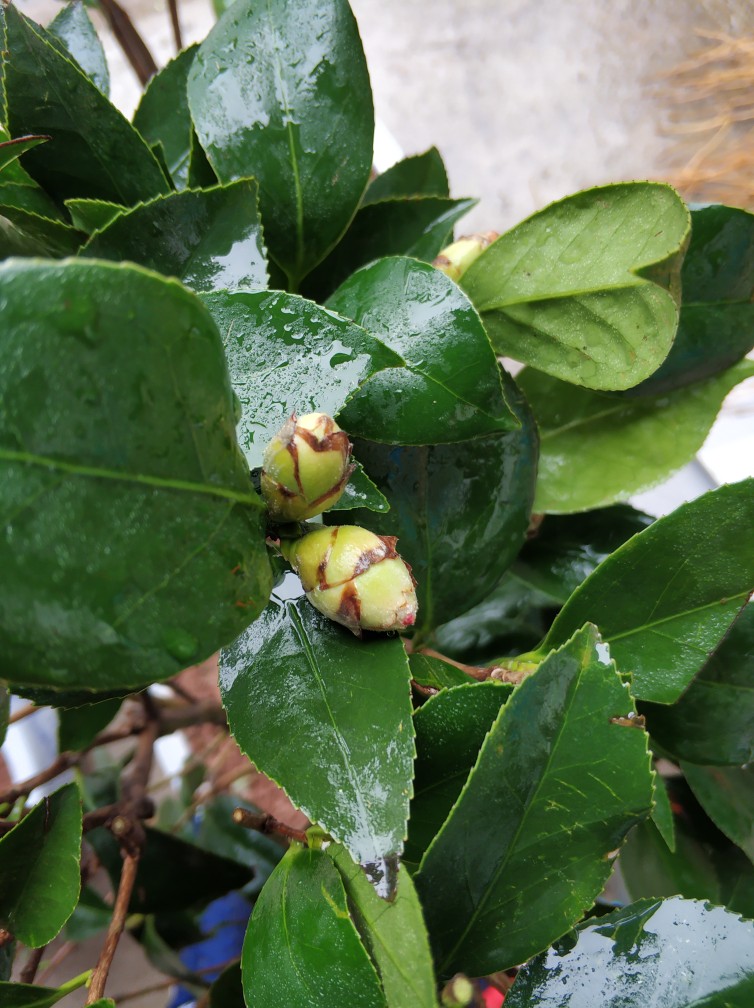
8, 703, 37, 725
19, 944, 46, 984
86, 851, 140, 1004
37, 941, 77, 984
97, 0, 158, 86
167, 0, 183, 52
232, 806, 308, 843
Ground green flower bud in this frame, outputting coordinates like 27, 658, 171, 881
261, 412, 353, 522
432, 230, 499, 282
290, 525, 418, 635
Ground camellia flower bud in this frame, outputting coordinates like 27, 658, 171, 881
261, 412, 353, 522
432, 230, 499, 283
289, 525, 418, 635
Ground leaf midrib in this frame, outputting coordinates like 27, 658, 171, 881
0, 447, 262, 507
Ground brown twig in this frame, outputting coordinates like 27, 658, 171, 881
97, 0, 158, 86
86, 850, 141, 1004
167, 0, 183, 53
232, 806, 309, 843
8, 702, 38, 725
0, 699, 226, 808
37, 941, 77, 984
19, 944, 46, 984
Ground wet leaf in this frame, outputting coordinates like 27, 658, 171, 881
48, 1, 109, 95
514, 506, 654, 604
543, 480, 754, 704
651, 773, 676, 853
57, 697, 123, 752
329, 256, 517, 443
0, 259, 271, 691
408, 654, 475, 691
405, 681, 512, 865
304, 196, 476, 299
682, 762, 754, 864
0, 783, 82, 947
344, 368, 538, 634
628, 203, 754, 395
433, 573, 557, 667
188, 0, 373, 288
462, 182, 690, 390
242, 845, 386, 1007
82, 180, 268, 294
415, 625, 653, 977
0, 134, 49, 172
329, 844, 439, 1008
1, 5, 169, 204
330, 459, 390, 513
220, 578, 414, 877
505, 897, 754, 1008
64, 198, 123, 233
363, 148, 449, 204
133, 45, 197, 189
518, 358, 754, 513
642, 603, 754, 764
201, 288, 400, 468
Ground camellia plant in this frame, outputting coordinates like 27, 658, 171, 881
2, 0, 754, 1005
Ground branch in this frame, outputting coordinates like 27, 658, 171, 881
232, 806, 308, 844
19, 944, 46, 984
97, 0, 157, 86
167, 0, 183, 52
86, 850, 140, 1004
0, 698, 226, 808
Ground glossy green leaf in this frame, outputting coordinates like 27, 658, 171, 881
408, 654, 476, 691
621, 815, 754, 920
433, 573, 558, 666
415, 625, 653, 977
201, 288, 400, 468
188, 127, 218, 189
344, 368, 538, 634
0, 972, 92, 1008
519, 359, 754, 513
57, 697, 122, 752
329, 844, 439, 1008
462, 182, 690, 390
64, 198, 124, 233
188, 0, 374, 288
683, 762, 754, 864
0, 193, 82, 258
0, 134, 49, 172
363, 148, 449, 204
48, 1, 110, 95
0, 783, 82, 946
651, 772, 676, 852
88, 824, 252, 913
220, 578, 414, 881
505, 897, 754, 1008
628, 204, 754, 395
330, 459, 390, 513
642, 603, 754, 765
405, 681, 512, 865
514, 506, 654, 604
139, 916, 209, 993
133, 45, 197, 189
2, 6, 169, 205
304, 196, 476, 300
242, 845, 386, 1008
330, 256, 517, 443
543, 480, 754, 704
82, 180, 268, 293
0, 259, 272, 691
